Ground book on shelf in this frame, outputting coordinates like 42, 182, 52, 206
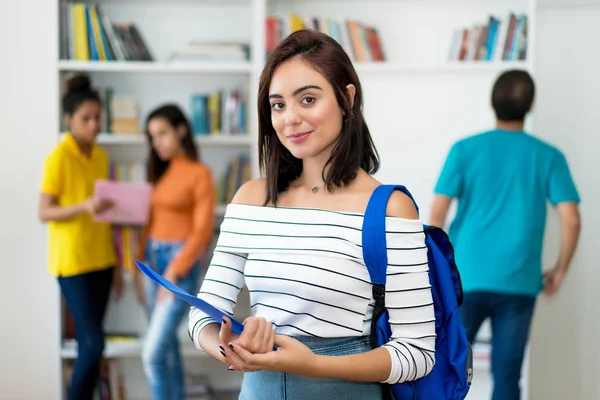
449, 13, 528, 62
266, 14, 385, 62
217, 153, 251, 205
61, 2, 153, 61
109, 96, 141, 134
169, 42, 250, 62
191, 89, 247, 136
63, 84, 140, 134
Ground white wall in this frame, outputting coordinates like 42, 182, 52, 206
530, 5, 600, 400
0, 0, 60, 399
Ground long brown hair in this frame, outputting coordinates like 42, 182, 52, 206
258, 29, 379, 205
144, 104, 198, 184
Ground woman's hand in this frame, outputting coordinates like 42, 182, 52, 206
232, 316, 276, 354
223, 334, 317, 376
82, 197, 113, 215
216, 316, 275, 369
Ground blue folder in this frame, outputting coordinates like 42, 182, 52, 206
135, 260, 245, 335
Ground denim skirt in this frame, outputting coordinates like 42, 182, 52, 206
238, 335, 382, 400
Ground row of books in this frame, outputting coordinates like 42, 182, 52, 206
266, 14, 385, 62
63, 81, 247, 137
217, 154, 251, 206
450, 13, 528, 62
60, 6, 529, 65
191, 89, 248, 136
61, 2, 152, 61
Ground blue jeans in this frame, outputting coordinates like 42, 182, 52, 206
141, 238, 201, 400
58, 266, 114, 400
459, 291, 536, 400
239, 336, 382, 400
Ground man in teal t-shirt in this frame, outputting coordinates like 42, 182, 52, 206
430, 70, 581, 400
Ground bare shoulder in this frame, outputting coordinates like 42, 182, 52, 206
352, 173, 418, 220
386, 190, 419, 220
360, 171, 419, 219
231, 178, 267, 206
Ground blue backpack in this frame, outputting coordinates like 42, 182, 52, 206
362, 184, 472, 400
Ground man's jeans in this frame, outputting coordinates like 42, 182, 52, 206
459, 291, 536, 400
142, 238, 201, 400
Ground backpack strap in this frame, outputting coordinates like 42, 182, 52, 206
363, 185, 421, 400
362, 184, 420, 347
362, 184, 420, 285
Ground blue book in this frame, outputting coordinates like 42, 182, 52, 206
190, 94, 209, 135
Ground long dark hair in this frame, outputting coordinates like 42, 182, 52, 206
144, 104, 198, 184
258, 29, 379, 205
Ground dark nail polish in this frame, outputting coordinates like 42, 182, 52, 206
222, 318, 227, 324
219, 345, 224, 352
229, 344, 234, 350
220, 350, 226, 357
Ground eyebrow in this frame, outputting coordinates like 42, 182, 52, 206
268, 85, 323, 99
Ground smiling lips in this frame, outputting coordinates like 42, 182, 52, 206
287, 130, 313, 144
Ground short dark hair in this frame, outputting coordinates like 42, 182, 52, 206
144, 104, 198, 184
257, 29, 379, 206
62, 74, 101, 116
491, 69, 535, 122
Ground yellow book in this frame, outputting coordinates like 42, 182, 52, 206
289, 13, 304, 33
72, 4, 89, 61
208, 93, 220, 134
89, 6, 106, 61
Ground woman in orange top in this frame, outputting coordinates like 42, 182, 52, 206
134, 104, 215, 400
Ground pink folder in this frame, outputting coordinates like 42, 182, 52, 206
94, 180, 152, 225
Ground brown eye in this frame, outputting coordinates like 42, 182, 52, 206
271, 102, 284, 111
301, 96, 316, 105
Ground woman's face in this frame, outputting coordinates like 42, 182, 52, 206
147, 117, 184, 161
66, 100, 101, 143
268, 57, 352, 160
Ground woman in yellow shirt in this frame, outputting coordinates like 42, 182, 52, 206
38, 74, 123, 400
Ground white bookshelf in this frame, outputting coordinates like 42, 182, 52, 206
55, 0, 536, 399
61, 338, 209, 360
59, 132, 253, 146
58, 60, 254, 73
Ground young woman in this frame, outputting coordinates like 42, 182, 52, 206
187, 30, 436, 399
39, 74, 123, 400
134, 104, 215, 400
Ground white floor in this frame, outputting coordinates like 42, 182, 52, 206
467, 319, 530, 400
468, 368, 494, 399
